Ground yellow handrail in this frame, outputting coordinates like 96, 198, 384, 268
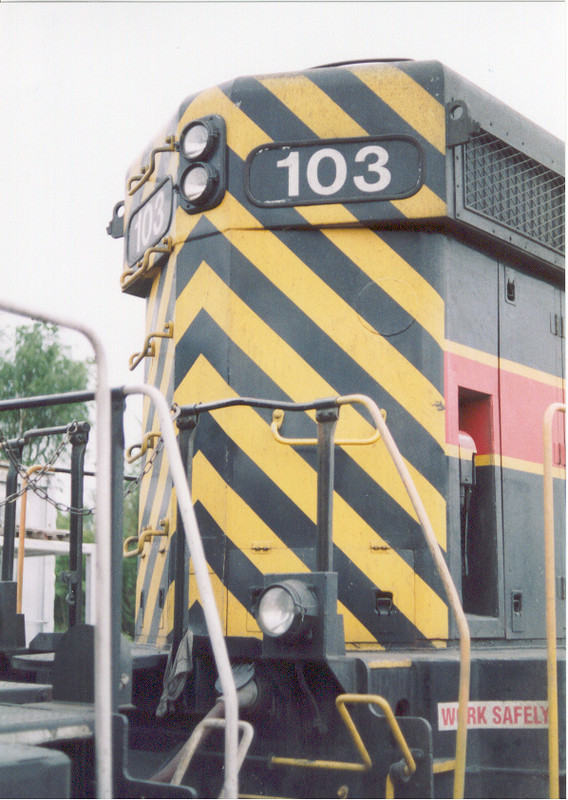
123, 518, 169, 559
270, 693, 416, 779
542, 401, 565, 800
129, 322, 173, 371
127, 136, 176, 195
120, 236, 173, 291
17, 465, 55, 613
270, 407, 384, 447
337, 694, 416, 777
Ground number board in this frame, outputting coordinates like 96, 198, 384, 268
245, 136, 424, 207
126, 179, 174, 267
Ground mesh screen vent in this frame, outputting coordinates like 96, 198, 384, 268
463, 131, 565, 255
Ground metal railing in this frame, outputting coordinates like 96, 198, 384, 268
16, 465, 55, 613
233, 391, 470, 798
123, 385, 240, 799
542, 401, 565, 800
0, 307, 241, 798
0, 300, 113, 798
335, 395, 470, 800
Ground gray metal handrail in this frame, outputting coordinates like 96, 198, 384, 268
0, 300, 113, 798
123, 385, 239, 799
336, 394, 470, 799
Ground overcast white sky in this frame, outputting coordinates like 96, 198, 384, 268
0, 1, 565, 403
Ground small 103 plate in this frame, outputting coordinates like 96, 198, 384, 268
126, 179, 174, 267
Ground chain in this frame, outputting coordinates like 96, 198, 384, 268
123, 435, 164, 498
0, 403, 180, 515
124, 403, 179, 497
0, 423, 95, 516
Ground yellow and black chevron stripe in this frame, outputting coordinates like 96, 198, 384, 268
127, 62, 453, 648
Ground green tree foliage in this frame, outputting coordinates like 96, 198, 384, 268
54, 486, 139, 638
0, 321, 140, 640
121, 486, 139, 638
0, 322, 92, 464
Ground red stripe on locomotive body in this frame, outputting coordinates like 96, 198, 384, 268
499, 367, 565, 465
445, 351, 499, 455
445, 349, 565, 464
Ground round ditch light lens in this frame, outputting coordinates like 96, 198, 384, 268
257, 585, 296, 637
256, 580, 318, 640
180, 120, 216, 160
180, 164, 217, 204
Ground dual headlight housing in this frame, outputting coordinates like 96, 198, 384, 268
178, 115, 226, 213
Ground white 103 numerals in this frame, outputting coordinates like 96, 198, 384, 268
276, 145, 392, 197
131, 189, 167, 254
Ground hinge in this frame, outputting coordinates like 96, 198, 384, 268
251, 543, 272, 552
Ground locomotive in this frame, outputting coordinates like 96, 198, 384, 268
0, 59, 564, 799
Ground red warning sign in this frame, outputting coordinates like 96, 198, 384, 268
438, 701, 548, 730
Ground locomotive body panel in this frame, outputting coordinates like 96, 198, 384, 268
116, 59, 565, 797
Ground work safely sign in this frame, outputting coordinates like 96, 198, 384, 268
438, 701, 549, 730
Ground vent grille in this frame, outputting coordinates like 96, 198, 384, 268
463, 131, 565, 255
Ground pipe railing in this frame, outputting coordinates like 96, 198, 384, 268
335, 394, 470, 800
181, 391, 470, 797
542, 401, 565, 800
16, 465, 55, 613
0, 300, 112, 798
123, 385, 239, 799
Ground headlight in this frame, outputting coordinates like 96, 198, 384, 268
180, 164, 218, 205
177, 115, 226, 214
180, 120, 218, 160
256, 580, 317, 640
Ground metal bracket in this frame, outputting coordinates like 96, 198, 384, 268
127, 136, 177, 196
123, 517, 169, 559
106, 201, 125, 239
120, 236, 173, 292
126, 430, 161, 464
446, 100, 480, 147
129, 321, 174, 371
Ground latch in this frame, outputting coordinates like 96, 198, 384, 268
59, 570, 78, 606
459, 431, 476, 577
126, 430, 161, 463
375, 590, 394, 617
511, 590, 524, 632
251, 543, 272, 553
550, 313, 564, 338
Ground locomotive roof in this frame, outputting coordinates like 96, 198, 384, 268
124, 59, 564, 276
211, 59, 564, 173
